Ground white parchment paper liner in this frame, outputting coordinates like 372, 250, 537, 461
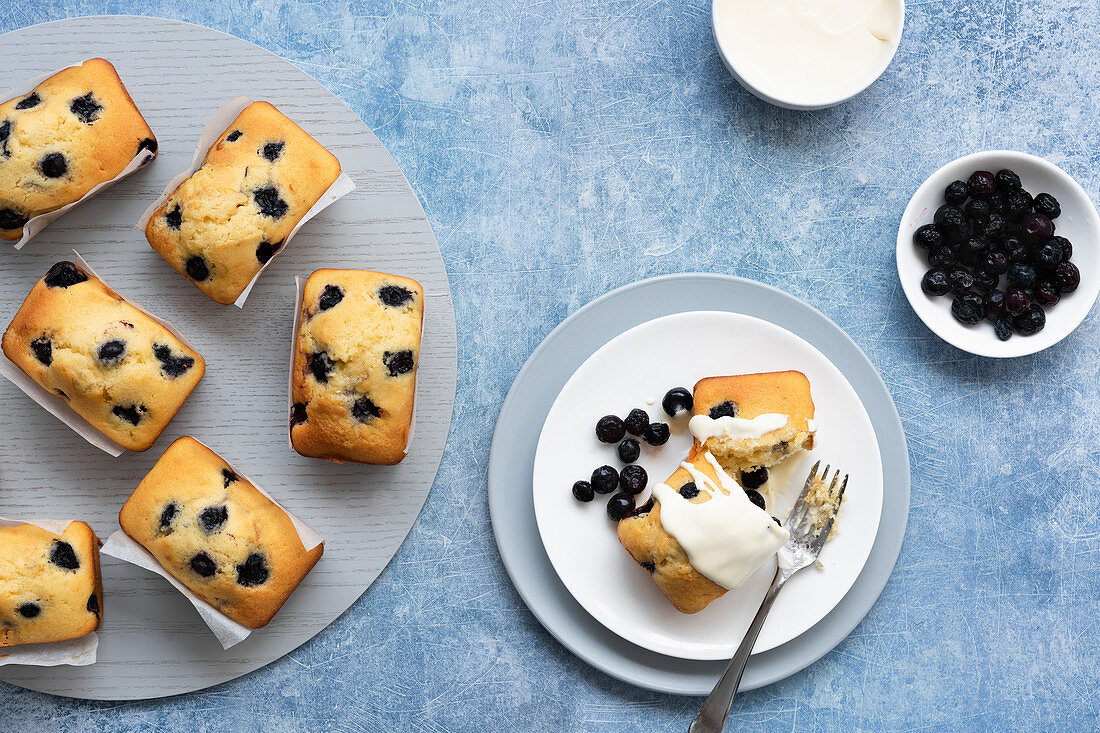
0, 517, 99, 666
2, 61, 158, 250
0, 252, 202, 457
136, 96, 356, 308
101, 440, 324, 650
287, 276, 415, 456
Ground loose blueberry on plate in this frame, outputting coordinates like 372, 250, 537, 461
951, 291, 986, 325
1053, 261, 1080, 293
947, 267, 974, 294
1019, 212, 1054, 244
572, 480, 594, 502
624, 408, 649, 436
745, 490, 766, 511
913, 224, 944, 249
921, 268, 950, 296
984, 289, 1006, 320
1035, 281, 1060, 308
619, 465, 648, 495
993, 319, 1014, 341
1013, 304, 1046, 336
934, 205, 968, 242
741, 467, 768, 489
944, 180, 969, 205
595, 415, 626, 443
661, 387, 693, 418
1005, 288, 1031, 316
982, 250, 1008, 275
643, 422, 670, 446
617, 438, 640, 464
972, 268, 999, 293
964, 199, 991, 223
928, 245, 956, 269
995, 169, 1022, 192
967, 170, 996, 200
1007, 263, 1037, 288
606, 492, 635, 521
1005, 189, 1033, 221
1033, 192, 1061, 219
1035, 241, 1064, 270
591, 465, 619, 494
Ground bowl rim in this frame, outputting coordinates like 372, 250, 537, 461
710, 0, 906, 110
895, 149, 1100, 358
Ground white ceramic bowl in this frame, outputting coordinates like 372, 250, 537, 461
897, 150, 1100, 358
711, 0, 905, 110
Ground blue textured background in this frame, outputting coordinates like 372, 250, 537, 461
3, 1, 1099, 730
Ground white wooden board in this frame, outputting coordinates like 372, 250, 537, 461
0, 15, 457, 700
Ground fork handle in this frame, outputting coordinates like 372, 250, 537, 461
688, 569, 785, 733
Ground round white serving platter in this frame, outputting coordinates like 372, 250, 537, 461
0, 16, 457, 700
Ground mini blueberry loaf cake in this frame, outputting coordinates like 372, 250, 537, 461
689, 371, 816, 475
119, 437, 324, 628
291, 269, 424, 465
0, 521, 104, 647
144, 101, 341, 304
0, 58, 157, 241
1, 261, 206, 452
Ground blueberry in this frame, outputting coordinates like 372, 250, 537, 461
112, 404, 146, 425
199, 505, 228, 533
0, 208, 28, 231
49, 541, 79, 570
30, 337, 52, 366
921, 268, 950, 296
950, 291, 986, 325
913, 224, 944, 250
993, 319, 1014, 341
995, 169, 1022, 192
226, 130, 243, 142
1033, 193, 1061, 219
745, 490, 766, 511
1053, 261, 1080, 293
982, 250, 1009, 275
352, 396, 381, 422
1035, 241, 1063, 270
384, 350, 415, 376
572, 480, 594, 502
159, 502, 178, 531
1049, 236, 1072, 262
640, 560, 656, 573
1003, 236, 1029, 263
262, 141, 285, 161
1007, 263, 1037, 288
620, 465, 648, 494
661, 387, 693, 418
972, 268, 999, 294
379, 285, 414, 307
708, 401, 737, 420
318, 285, 344, 311
617, 438, 640, 463
222, 468, 238, 487
630, 497, 654, 517
947, 267, 974, 294
308, 351, 335, 382
1005, 288, 1031, 316
236, 553, 270, 586
185, 255, 209, 281
934, 205, 968, 241
964, 199, 991, 223
38, 152, 67, 178
17, 602, 41, 618
989, 190, 1008, 214
606, 492, 635, 521
165, 205, 182, 230
290, 402, 309, 427
253, 186, 288, 218
1005, 189, 1033, 221
983, 212, 1007, 240
624, 408, 649, 435
153, 344, 194, 378
985, 289, 1006, 320
69, 93, 101, 124
1019, 212, 1054, 244
678, 482, 699, 499
960, 236, 989, 263
189, 553, 217, 577
1035, 281, 1060, 307
643, 422, 670, 446
595, 415, 626, 443
15, 93, 40, 110
928, 245, 956, 269
138, 138, 158, 154
255, 239, 283, 264
967, 170, 996, 200
1013, 304, 1046, 336
741, 467, 769, 489
96, 339, 126, 365
86, 593, 100, 616
944, 180, 968, 205
591, 465, 619, 494
44, 261, 88, 288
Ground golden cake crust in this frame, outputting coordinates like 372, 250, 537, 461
0, 521, 104, 647
0, 58, 157, 240
119, 437, 324, 628
145, 101, 341, 304
290, 269, 424, 465
1, 261, 205, 452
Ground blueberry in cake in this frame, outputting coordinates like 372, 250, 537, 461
118, 437, 324, 628
0, 58, 157, 241
144, 101, 342, 304
0, 521, 104, 646
290, 269, 424, 465
1, 261, 205, 451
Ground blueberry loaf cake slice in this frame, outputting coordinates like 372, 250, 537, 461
689, 371, 816, 476
291, 269, 424, 465
119, 437, 324, 628
0, 58, 157, 240
0, 521, 104, 646
1, 261, 206, 452
144, 101, 341, 304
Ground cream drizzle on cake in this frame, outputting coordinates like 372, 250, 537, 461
688, 412, 791, 443
651, 452, 790, 590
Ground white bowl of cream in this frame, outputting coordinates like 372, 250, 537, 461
712, 0, 904, 110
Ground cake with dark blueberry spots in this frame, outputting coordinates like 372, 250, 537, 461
0, 521, 104, 646
0, 58, 157, 241
144, 101, 341, 304
291, 269, 424, 465
119, 437, 324, 628
1, 261, 205, 451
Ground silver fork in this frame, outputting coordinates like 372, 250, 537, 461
688, 461, 848, 733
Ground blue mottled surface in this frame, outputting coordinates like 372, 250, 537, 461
3, 1, 1099, 730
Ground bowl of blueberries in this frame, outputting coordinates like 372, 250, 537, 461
897, 151, 1100, 358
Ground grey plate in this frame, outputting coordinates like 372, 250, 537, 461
488, 273, 909, 695
0, 16, 457, 700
